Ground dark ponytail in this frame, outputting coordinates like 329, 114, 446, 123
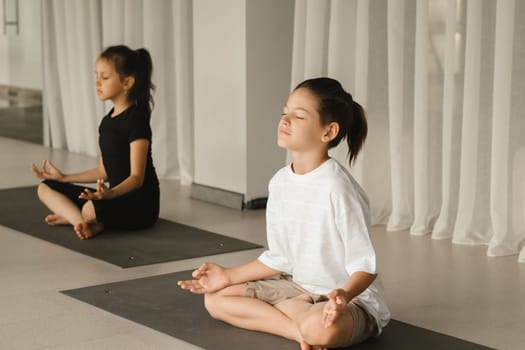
99, 45, 156, 114
133, 48, 155, 114
295, 77, 367, 167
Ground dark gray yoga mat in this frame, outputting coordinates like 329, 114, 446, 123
0, 186, 262, 268
62, 270, 494, 350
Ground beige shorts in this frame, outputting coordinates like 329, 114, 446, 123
246, 274, 378, 346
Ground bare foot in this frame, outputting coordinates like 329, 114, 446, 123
44, 214, 69, 226
299, 341, 327, 350
300, 340, 311, 350
74, 222, 104, 240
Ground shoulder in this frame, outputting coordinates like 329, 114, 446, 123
269, 164, 291, 186
125, 105, 152, 132
325, 159, 369, 210
126, 105, 150, 122
320, 159, 353, 190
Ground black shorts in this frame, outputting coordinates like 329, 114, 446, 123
42, 180, 159, 231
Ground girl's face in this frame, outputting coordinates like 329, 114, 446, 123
95, 58, 127, 102
278, 88, 329, 153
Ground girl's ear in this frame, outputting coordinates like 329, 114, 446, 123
124, 76, 135, 90
322, 122, 339, 143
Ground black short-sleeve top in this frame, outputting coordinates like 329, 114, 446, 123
98, 105, 159, 191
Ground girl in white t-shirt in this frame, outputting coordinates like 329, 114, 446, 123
179, 77, 390, 349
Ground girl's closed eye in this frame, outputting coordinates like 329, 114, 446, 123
295, 114, 305, 120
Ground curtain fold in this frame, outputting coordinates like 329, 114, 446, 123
42, 0, 102, 156
432, 0, 463, 240
42, 0, 194, 184
386, 0, 415, 232
489, 0, 525, 259
291, 0, 525, 263
101, 0, 194, 184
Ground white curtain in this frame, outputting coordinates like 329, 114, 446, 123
42, 0, 194, 184
291, 0, 525, 263
42, 0, 103, 156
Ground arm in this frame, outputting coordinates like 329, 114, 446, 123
227, 259, 281, 285
178, 259, 281, 294
341, 271, 377, 302
79, 139, 149, 200
32, 157, 106, 184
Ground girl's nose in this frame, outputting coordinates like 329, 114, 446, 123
281, 114, 290, 125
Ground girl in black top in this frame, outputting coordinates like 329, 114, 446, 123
32, 45, 159, 239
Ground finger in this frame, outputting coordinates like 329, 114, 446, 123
177, 280, 196, 288
323, 311, 334, 328
177, 281, 190, 289
46, 159, 56, 170
323, 300, 337, 326
189, 285, 206, 294
322, 303, 333, 324
179, 279, 202, 288
199, 262, 211, 271
192, 270, 206, 279
31, 164, 40, 177
79, 190, 91, 200
193, 263, 210, 277
322, 310, 329, 326
178, 280, 205, 294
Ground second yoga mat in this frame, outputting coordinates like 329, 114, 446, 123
0, 186, 262, 268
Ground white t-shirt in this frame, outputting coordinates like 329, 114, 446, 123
258, 158, 390, 332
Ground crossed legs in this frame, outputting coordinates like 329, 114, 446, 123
204, 283, 354, 349
37, 182, 103, 239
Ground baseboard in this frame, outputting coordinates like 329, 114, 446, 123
190, 183, 245, 210
0, 85, 41, 99
0, 85, 42, 109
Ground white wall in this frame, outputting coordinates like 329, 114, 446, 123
0, 0, 42, 89
193, 0, 293, 202
246, 0, 294, 200
193, 0, 247, 195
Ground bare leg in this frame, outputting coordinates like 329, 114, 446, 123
37, 183, 103, 240
204, 284, 302, 342
205, 286, 354, 349
37, 183, 84, 227
44, 214, 69, 226
278, 298, 354, 349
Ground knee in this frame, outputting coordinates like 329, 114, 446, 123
37, 182, 50, 201
203, 292, 223, 320
298, 313, 349, 347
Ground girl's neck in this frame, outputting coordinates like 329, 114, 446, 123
290, 151, 330, 175
111, 97, 132, 117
